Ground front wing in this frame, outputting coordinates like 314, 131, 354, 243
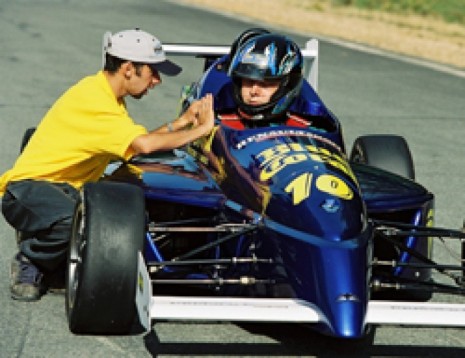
136, 253, 465, 332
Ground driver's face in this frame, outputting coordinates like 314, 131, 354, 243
240, 78, 280, 106
128, 64, 161, 99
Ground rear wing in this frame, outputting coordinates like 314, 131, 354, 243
163, 39, 319, 91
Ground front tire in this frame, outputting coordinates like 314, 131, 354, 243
66, 181, 146, 334
351, 136, 434, 300
350, 135, 415, 180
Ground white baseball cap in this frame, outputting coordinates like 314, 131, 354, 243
103, 28, 182, 76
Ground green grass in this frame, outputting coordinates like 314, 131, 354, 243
331, 0, 465, 25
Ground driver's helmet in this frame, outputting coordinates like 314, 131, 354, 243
226, 28, 270, 69
228, 34, 303, 121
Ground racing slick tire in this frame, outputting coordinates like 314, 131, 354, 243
351, 135, 434, 301
350, 135, 415, 180
66, 181, 146, 334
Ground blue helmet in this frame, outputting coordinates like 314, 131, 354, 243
228, 33, 303, 121
226, 28, 270, 70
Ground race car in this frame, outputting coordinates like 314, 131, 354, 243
63, 38, 465, 339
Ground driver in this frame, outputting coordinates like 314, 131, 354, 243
0, 28, 214, 301
218, 32, 310, 129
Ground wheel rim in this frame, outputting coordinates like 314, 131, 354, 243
67, 203, 85, 311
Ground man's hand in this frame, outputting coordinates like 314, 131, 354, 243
174, 94, 214, 135
180, 94, 214, 131
131, 94, 215, 155
195, 94, 214, 135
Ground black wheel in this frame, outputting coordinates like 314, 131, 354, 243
20, 127, 36, 153
350, 135, 415, 180
66, 181, 146, 334
352, 136, 433, 300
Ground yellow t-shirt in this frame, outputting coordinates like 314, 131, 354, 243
0, 71, 148, 195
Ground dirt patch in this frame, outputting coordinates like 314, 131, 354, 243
177, 0, 465, 70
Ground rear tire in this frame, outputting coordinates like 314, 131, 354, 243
66, 181, 146, 334
350, 135, 415, 180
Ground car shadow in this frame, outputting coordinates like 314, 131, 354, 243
142, 322, 465, 357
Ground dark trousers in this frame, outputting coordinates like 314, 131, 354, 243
2, 180, 80, 272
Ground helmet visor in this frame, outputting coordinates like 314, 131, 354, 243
233, 62, 285, 82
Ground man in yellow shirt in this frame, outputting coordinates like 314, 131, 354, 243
0, 28, 214, 301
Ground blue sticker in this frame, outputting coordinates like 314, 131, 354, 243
321, 198, 340, 213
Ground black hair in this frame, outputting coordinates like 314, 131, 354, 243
103, 53, 145, 75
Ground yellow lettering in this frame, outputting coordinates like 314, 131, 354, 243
260, 153, 307, 181
285, 173, 313, 205
316, 174, 353, 200
257, 144, 291, 164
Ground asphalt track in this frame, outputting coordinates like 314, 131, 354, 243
0, 0, 464, 357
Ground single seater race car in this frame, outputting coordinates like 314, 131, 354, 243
62, 38, 465, 339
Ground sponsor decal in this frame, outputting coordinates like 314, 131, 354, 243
321, 198, 341, 213
256, 143, 356, 183
235, 129, 342, 152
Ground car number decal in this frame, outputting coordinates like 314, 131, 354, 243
316, 174, 353, 200
256, 143, 355, 205
285, 172, 353, 205
285, 173, 313, 205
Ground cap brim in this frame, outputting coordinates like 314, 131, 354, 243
150, 60, 182, 76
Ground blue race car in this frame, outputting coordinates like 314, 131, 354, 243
63, 39, 465, 338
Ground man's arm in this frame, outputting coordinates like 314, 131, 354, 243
130, 94, 214, 155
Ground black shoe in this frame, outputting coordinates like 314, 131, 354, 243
10, 253, 45, 301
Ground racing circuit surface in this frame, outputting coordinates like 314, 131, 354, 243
0, 0, 464, 356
